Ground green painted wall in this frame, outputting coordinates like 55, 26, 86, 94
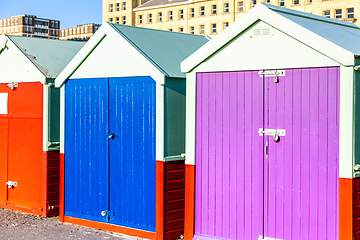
49, 84, 60, 143
164, 77, 186, 157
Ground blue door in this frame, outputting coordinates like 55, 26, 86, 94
65, 77, 156, 231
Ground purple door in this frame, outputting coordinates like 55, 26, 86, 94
195, 71, 264, 240
195, 68, 339, 240
263, 68, 339, 240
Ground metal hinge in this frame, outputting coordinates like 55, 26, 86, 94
5, 181, 17, 188
7, 82, 18, 90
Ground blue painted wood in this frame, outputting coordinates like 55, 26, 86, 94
64, 78, 109, 223
108, 77, 156, 231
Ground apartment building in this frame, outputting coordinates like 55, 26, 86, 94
0, 14, 60, 39
103, 0, 359, 35
60, 23, 101, 41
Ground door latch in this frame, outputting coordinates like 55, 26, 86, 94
258, 128, 286, 137
108, 133, 115, 139
5, 181, 17, 188
101, 210, 114, 217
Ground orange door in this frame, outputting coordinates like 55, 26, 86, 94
6, 82, 43, 210
0, 84, 9, 203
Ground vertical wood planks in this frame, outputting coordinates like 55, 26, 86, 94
195, 67, 339, 240
195, 71, 264, 239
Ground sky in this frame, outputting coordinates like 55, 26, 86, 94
0, 0, 102, 29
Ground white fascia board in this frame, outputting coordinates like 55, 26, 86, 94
5, 35, 47, 83
60, 87, 65, 154
43, 84, 49, 152
181, 8, 260, 73
339, 66, 354, 178
258, 7, 354, 66
55, 24, 109, 88
181, 4, 354, 73
185, 71, 196, 165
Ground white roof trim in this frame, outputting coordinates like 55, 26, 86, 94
55, 24, 109, 87
181, 3, 355, 73
4, 35, 47, 83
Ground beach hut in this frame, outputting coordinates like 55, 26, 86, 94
55, 22, 208, 239
0, 35, 84, 217
181, 3, 360, 240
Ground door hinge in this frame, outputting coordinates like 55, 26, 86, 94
7, 82, 18, 90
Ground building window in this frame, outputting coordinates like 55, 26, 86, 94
251, 0, 256, 8
223, 22, 229, 29
190, 8, 194, 18
138, 15, 143, 24
323, 10, 330, 18
211, 23, 217, 34
200, 6, 205, 16
55, 21, 58, 28
116, 3, 120, 11
0, 20, 2, 27
25, 17, 28, 24
279, 0, 284, 6
168, 11, 173, 20
158, 12, 162, 21
122, 16, 126, 24
116, 17, 120, 24
122, 0, 126, 10
200, 24, 205, 34
238, 2, 244, 12
179, 27, 184, 32
15, 18, 18, 24
335, 9, 342, 18
110, 3, 113, 12
168, 28, 173, 31
148, 13, 152, 23
190, 26, 194, 34
212, 5, 217, 14
110, 18, 113, 22
348, 8, 354, 18
224, 3, 229, 13
11, 19, 14, 25
179, 9, 184, 19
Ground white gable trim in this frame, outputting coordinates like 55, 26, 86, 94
181, 3, 354, 73
55, 25, 108, 87
1, 35, 47, 83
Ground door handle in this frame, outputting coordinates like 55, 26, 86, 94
108, 133, 115, 139
5, 181, 17, 188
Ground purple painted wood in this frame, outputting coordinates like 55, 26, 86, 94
195, 67, 339, 240
264, 67, 339, 240
195, 71, 264, 240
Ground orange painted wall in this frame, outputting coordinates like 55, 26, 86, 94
0, 82, 59, 217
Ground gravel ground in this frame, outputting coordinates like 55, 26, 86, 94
0, 208, 146, 240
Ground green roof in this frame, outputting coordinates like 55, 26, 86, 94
108, 23, 210, 77
8, 35, 85, 78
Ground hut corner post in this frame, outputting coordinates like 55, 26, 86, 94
184, 164, 195, 240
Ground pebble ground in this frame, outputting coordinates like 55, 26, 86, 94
0, 208, 146, 240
